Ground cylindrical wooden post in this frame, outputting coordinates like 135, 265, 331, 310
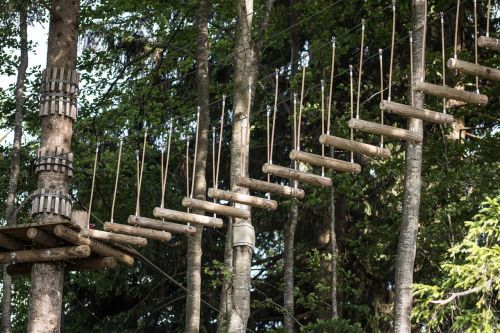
289, 150, 361, 174
447, 58, 500, 82
182, 197, 251, 219
478, 35, 500, 51
71, 210, 88, 229
127, 215, 197, 235
379, 100, 454, 124
27, 228, 64, 248
0, 245, 90, 264
153, 208, 224, 228
207, 188, 278, 210
262, 163, 332, 187
319, 134, 391, 159
413, 81, 488, 105
235, 177, 305, 199
348, 118, 423, 142
80, 228, 148, 247
103, 222, 172, 242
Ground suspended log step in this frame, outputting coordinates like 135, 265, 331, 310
348, 119, 423, 142
380, 100, 454, 124
127, 215, 197, 235
289, 150, 361, 174
103, 222, 172, 242
447, 58, 500, 82
0, 245, 91, 264
153, 208, 224, 228
262, 163, 332, 187
207, 188, 278, 210
235, 177, 305, 199
7, 257, 118, 277
413, 81, 488, 106
478, 36, 500, 52
319, 134, 391, 159
182, 197, 250, 219
80, 228, 148, 247
27, 228, 65, 248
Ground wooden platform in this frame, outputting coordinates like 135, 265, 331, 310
0, 221, 79, 249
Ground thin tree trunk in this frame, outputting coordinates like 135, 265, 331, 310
185, 0, 210, 331
283, 203, 298, 332
393, 0, 425, 331
27, 1, 79, 332
330, 168, 338, 318
2, 4, 28, 333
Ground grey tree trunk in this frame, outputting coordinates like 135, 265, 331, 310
185, 0, 210, 331
283, 203, 298, 332
393, 0, 425, 332
2, 4, 28, 333
27, 1, 79, 332
329, 162, 338, 318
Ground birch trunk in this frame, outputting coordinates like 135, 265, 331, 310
283, 203, 298, 332
330, 149, 338, 318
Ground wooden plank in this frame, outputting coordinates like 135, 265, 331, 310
478, 36, 500, 51
127, 215, 197, 235
103, 223, 172, 242
262, 163, 332, 187
80, 228, 148, 247
235, 177, 305, 199
380, 100, 454, 124
289, 150, 361, 174
447, 58, 500, 82
348, 118, 423, 142
413, 81, 488, 106
319, 134, 391, 159
27, 228, 65, 248
153, 208, 224, 228
0, 233, 25, 251
182, 197, 250, 219
0, 245, 90, 264
207, 188, 278, 210
6, 257, 118, 277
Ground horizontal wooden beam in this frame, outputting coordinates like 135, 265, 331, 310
289, 150, 361, 174
447, 58, 500, 82
0, 233, 24, 251
27, 227, 65, 248
207, 188, 278, 210
6, 257, 118, 277
235, 177, 305, 199
348, 118, 423, 142
262, 163, 332, 187
478, 36, 500, 51
413, 81, 488, 106
380, 100, 454, 124
0, 245, 90, 264
153, 208, 223, 228
103, 222, 172, 242
182, 197, 250, 219
319, 134, 391, 159
127, 215, 197, 235
80, 228, 148, 247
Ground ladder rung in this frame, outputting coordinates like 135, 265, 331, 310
153, 208, 223, 228
447, 58, 500, 82
80, 228, 148, 247
380, 100, 454, 124
103, 222, 172, 242
478, 36, 500, 52
207, 188, 278, 210
289, 150, 361, 174
348, 118, 422, 142
319, 135, 391, 159
127, 215, 197, 235
235, 177, 305, 199
182, 197, 250, 219
262, 163, 332, 187
413, 81, 488, 106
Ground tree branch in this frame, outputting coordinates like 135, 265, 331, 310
430, 282, 490, 305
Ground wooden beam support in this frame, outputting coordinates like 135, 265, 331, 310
0, 233, 24, 251
127, 215, 197, 235
262, 163, 332, 187
207, 188, 278, 210
380, 100, 454, 124
348, 118, 423, 142
447, 58, 500, 82
319, 134, 391, 159
80, 228, 148, 247
0, 245, 90, 264
103, 222, 172, 242
182, 197, 250, 219
153, 208, 224, 228
27, 227, 65, 248
6, 257, 118, 277
478, 36, 500, 52
289, 150, 361, 174
53, 225, 134, 266
235, 177, 305, 199
413, 81, 488, 106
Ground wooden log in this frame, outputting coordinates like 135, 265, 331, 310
181, 197, 250, 219
262, 163, 332, 187
235, 177, 305, 199
207, 188, 278, 210
103, 222, 172, 242
27, 227, 65, 248
289, 150, 361, 174
6, 257, 118, 277
413, 81, 488, 106
478, 36, 500, 51
447, 58, 500, 82
0, 245, 90, 264
53, 225, 134, 266
348, 118, 423, 142
152, 208, 224, 228
319, 134, 391, 159
127, 215, 197, 235
80, 228, 148, 247
380, 100, 454, 124
0, 233, 24, 251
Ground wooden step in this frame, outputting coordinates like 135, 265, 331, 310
103, 222, 172, 242
262, 163, 332, 187
380, 100, 454, 124
478, 36, 500, 52
0, 245, 91, 264
7, 257, 118, 277
80, 228, 148, 247
413, 81, 488, 106
289, 150, 361, 174
127, 215, 197, 235
319, 135, 391, 159
348, 118, 423, 142
447, 58, 500, 82
207, 188, 278, 210
235, 177, 305, 199
153, 208, 224, 228
182, 197, 250, 219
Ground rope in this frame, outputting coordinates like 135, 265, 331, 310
190, 107, 201, 198
212, 127, 216, 190
87, 146, 99, 226
410, 31, 415, 107
327, 38, 336, 136
292, 93, 297, 172
136, 130, 147, 216
421, 0, 428, 81
110, 140, 122, 223
216, 96, 225, 187
161, 121, 173, 208
270, 69, 278, 165
356, 19, 365, 119
349, 65, 354, 163
297, 66, 306, 151
440, 12, 447, 113
454, 0, 460, 58
135, 150, 140, 215
186, 139, 190, 199
388, 0, 396, 101
379, 49, 384, 148
267, 105, 270, 184
473, 0, 479, 93
321, 80, 325, 177
487, 0, 492, 37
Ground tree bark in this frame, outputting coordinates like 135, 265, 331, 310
27, 1, 79, 332
330, 179, 338, 318
393, 0, 425, 332
2, 4, 28, 332
283, 202, 298, 332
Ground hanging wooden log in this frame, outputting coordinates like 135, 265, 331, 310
6, 257, 118, 277
319, 134, 391, 159
289, 150, 361, 174
235, 177, 305, 199
348, 119, 423, 142
262, 163, 332, 187
478, 36, 500, 51
153, 208, 224, 228
53, 225, 134, 266
447, 58, 500, 82
80, 228, 148, 247
127, 215, 197, 235
380, 100, 454, 124
181, 197, 251, 219
413, 81, 488, 106
0, 233, 25, 251
103, 222, 172, 242
27, 228, 65, 248
0, 245, 90, 264
207, 188, 278, 210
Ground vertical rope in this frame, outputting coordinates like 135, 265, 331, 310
349, 65, 354, 163
240, 120, 244, 178
87, 145, 99, 226
110, 140, 122, 223
160, 145, 164, 199
216, 96, 225, 187
186, 139, 190, 200
267, 105, 271, 184
297, 66, 306, 151
321, 80, 325, 177
270, 69, 278, 165
190, 107, 201, 198
356, 19, 365, 119
136, 130, 147, 216
441, 12, 447, 113
379, 49, 384, 148
487, 0, 492, 37
454, 0, 460, 59
135, 150, 140, 215
410, 31, 415, 107
212, 126, 216, 189
388, 1, 396, 101
421, 0, 428, 81
161, 120, 173, 208
327, 37, 336, 136
292, 93, 297, 171
473, 0, 479, 93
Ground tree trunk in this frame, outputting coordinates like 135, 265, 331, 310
185, 0, 210, 332
393, 0, 425, 332
330, 157, 338, 318
27, 1, 79, 332
2, 4, 28, 333
283, 203, 298, 332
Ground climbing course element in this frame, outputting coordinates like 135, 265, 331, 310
447, 58, 500, 82
103, 223, 171, 242
30, 188, 72, 218
349, 118, 423, 142
0, 245, 91, 264
262, 163, 333, 187
207, 188, 278, 211
127, 215, 197, 235
153, 208, 224, 228
379, 100, 454, 124
413, 81, 488, 106
319, 135, 391, 159
39, 67, 79, 120
478, 36, 500, 51
289, 150, 361, 174
35, 147, 74, 178
181, 197, 250, 219
235, 177, 305, 199
80, 228, 148, 247
6, 257, 117, 277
